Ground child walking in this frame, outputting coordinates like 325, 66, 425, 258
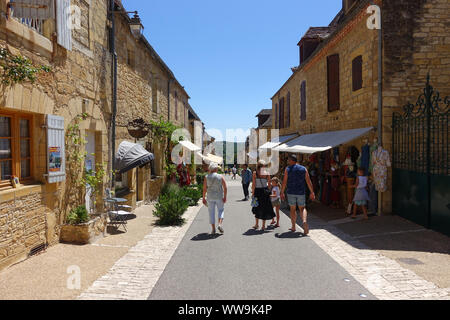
203, 162, 228, 235
351, 167, 370, 220
270, 177, 281, 228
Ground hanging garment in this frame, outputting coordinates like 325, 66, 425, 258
361, 144, 371, 176
369, 144, 378, 174
372, 148, 391, 192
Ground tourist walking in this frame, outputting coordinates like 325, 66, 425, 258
251, 160, 275, 231
281, 155, 315, 235
241, 164, 252, 201
203, 162, 228, 235
232, 166, 237, 180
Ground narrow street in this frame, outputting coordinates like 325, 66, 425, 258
148, 176, 374, 300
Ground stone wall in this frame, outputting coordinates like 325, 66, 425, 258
271, 0, 449, 214
0, 186, 53, 270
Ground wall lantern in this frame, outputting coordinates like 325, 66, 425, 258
129, 12, 144, 38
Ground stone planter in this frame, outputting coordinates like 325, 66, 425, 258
60, 214, 107, 245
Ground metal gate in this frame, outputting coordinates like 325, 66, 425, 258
392, 76, 450, 236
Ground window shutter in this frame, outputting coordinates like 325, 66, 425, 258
47, 115, 66, 183
286, 92, 290, 128
352, 55, 363, 91
279, 98, 285, 129
274, 104, 278, 129
10, 0, 55, 19
56, 0, 72, 51
327, 54, 340, 111
300, 81, 307, 121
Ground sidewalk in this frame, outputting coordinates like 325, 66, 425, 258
0, 203, 160, 300
295, 202, 450, 298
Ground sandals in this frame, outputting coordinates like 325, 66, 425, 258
252, 225, 259, 230
289, 228, 296, 232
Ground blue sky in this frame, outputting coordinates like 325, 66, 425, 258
122, 0, 342, 142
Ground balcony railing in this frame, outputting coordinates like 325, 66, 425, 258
8, 1, 45, 35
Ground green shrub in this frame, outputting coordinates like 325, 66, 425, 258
153, 186, 189, 226
66, 205, 89, 225
181, 185, 203, 206
161, 182, 181, 196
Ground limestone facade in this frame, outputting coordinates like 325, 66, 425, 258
0, 0, 202, 271
271, 0, 450, 214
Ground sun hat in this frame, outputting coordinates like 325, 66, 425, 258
209, 162, 219, 171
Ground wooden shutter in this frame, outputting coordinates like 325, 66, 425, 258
47, 114, 66, 183
327, 54, 340, 111
10, 0, 55, 19
56, 0, 72, 51
279, 97, 285, 129
352, 55, 363, 91
274, 103, 278, 129
286, 92, 290, 128
300, 81, 306, 121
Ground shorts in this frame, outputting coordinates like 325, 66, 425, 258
287, 194, 306, 207
271, 199, 281, 207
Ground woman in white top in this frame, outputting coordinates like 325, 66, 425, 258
203, 162, 228, 235
351, 167, 370, 220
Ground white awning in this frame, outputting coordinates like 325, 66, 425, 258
196, 152, 224, 164
258, 134, 299, 150
179, 140, 202, 152
272, 127, 374, 154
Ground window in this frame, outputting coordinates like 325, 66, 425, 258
152, 76, 158, 113
300, 81, 307, 121
352, 55, 363, 91
274, 103, 278, 129
327, 54, 340, 112
0, 113, 32, 188
127, 48, 134, 68
286, 92, 291, 128
279, 97, 285, 129
175, 92, 178, 121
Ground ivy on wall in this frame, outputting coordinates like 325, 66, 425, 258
0, 48, 51, 85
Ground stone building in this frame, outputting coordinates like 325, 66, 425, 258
270, 0, 450, 215
0, 0, 203, 271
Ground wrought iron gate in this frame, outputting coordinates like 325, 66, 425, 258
392, 76, 450, 236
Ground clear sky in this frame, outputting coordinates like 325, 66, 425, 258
122, 0, 342, 142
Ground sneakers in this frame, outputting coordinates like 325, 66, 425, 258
218, 225, 224, 234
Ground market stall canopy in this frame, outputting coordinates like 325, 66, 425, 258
247, 151, 258, 160
272, 127, 374, 154
258, 134, 299, 150
115, 141, 154, 174
179, 140, 202, 152
196, 152, 224, 164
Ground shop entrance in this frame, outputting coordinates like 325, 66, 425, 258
392, 77, 450, 236
85, 131, 96, 213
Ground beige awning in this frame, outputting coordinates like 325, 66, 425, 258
179, 140, 202, 152
272, 127, 374, 154
258, 134, 299, 150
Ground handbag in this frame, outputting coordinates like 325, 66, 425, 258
251, 196, 259, 208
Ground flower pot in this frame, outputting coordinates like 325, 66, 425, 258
60, 214, 107, 245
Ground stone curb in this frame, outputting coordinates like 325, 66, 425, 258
77, 201, 204, 300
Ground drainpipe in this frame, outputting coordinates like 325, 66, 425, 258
370, 0, 383, 216
110, 0, 118, 189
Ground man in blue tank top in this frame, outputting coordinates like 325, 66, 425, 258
281, 154, 315, 235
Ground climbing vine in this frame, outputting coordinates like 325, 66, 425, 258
64, 113, 108, 220
0, 48, 51, 85
150, 117, 181, 179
